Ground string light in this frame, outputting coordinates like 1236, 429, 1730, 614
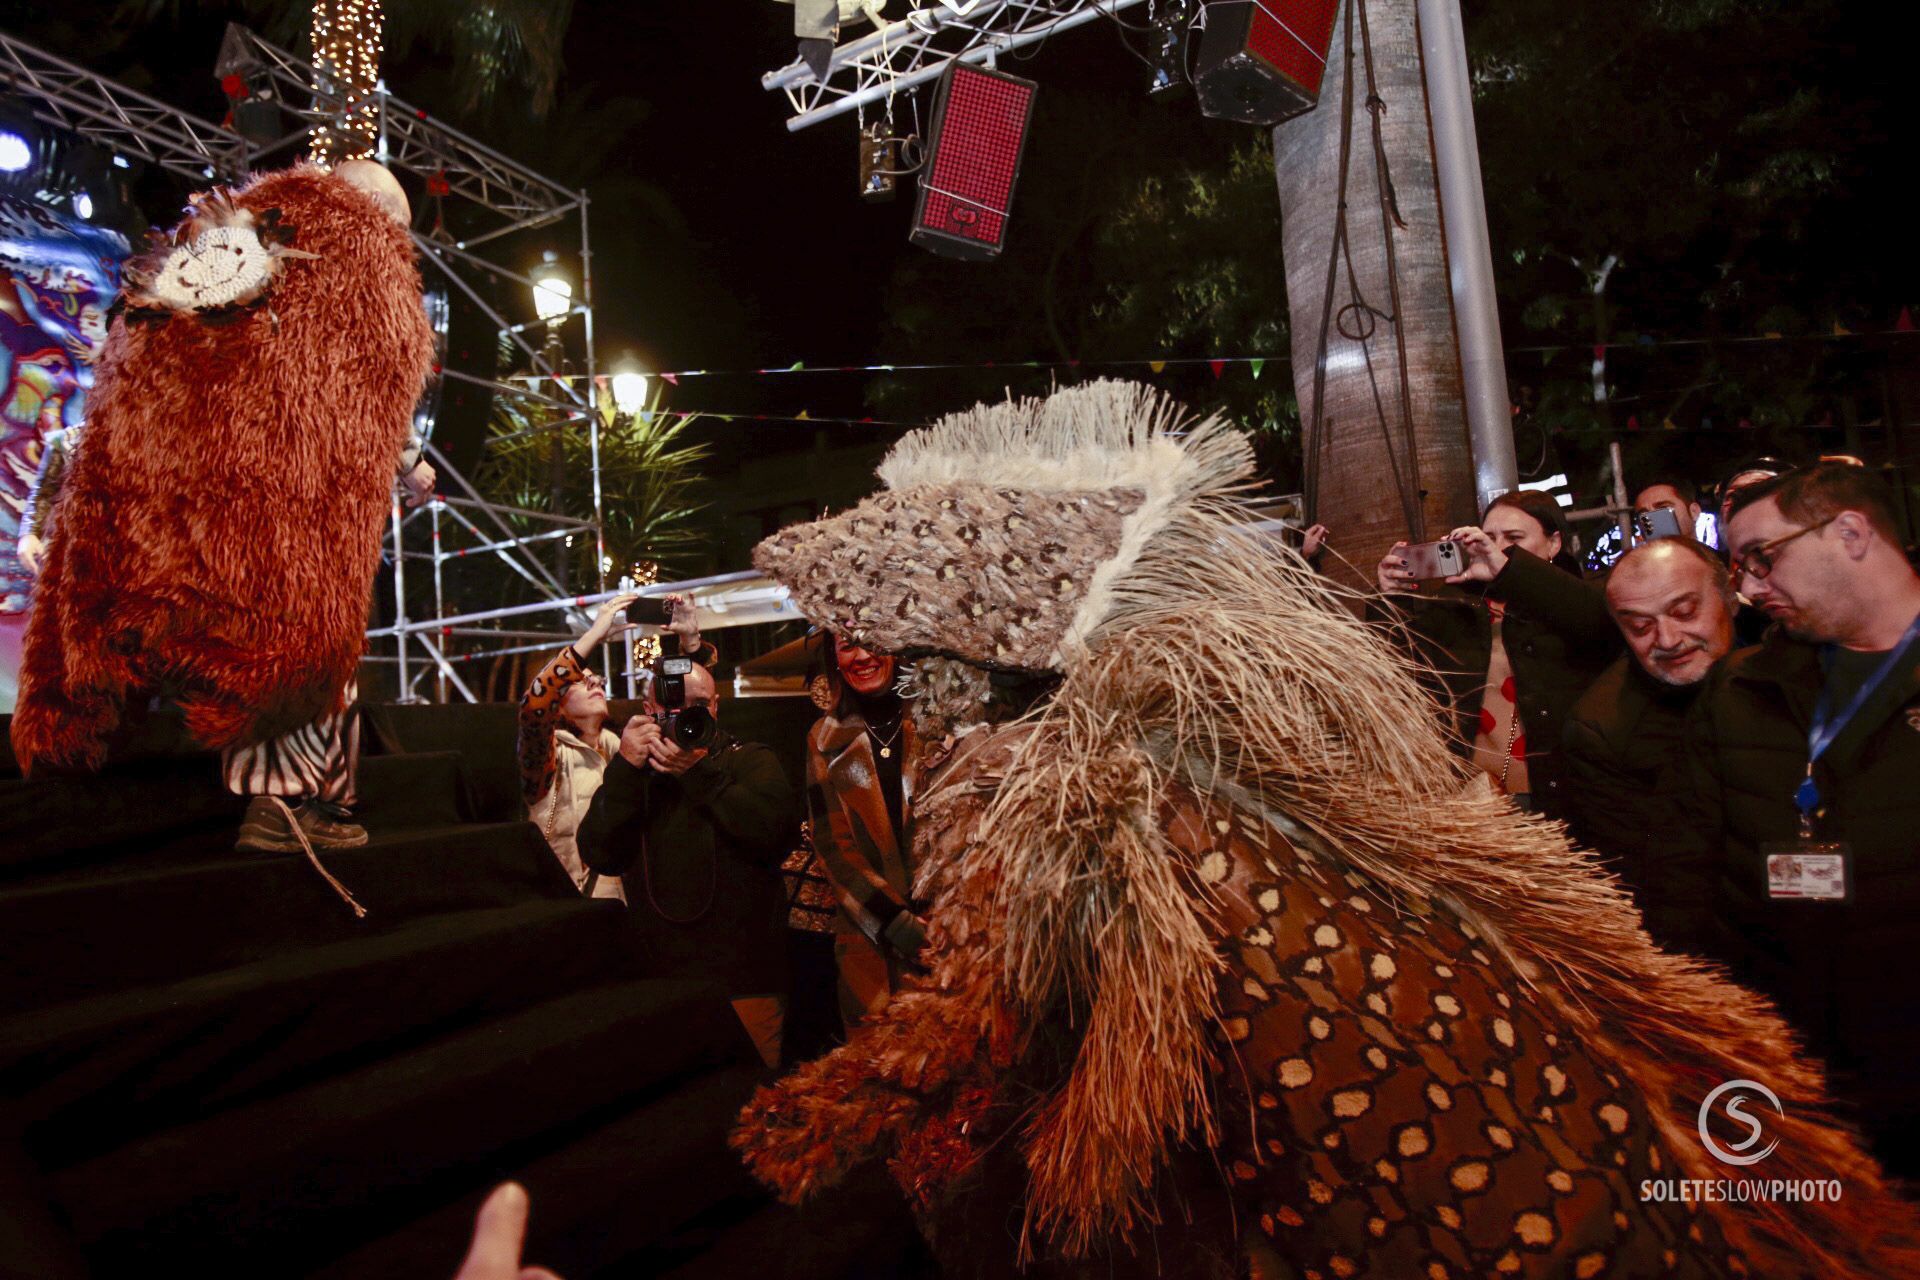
309, 0, 384, 168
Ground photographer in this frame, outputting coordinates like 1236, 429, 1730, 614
1371, 491, 1619, 815
516, 591, 715, 900
576, 650, 797, 1069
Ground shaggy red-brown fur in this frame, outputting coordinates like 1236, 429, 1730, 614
11, 165, 433, 771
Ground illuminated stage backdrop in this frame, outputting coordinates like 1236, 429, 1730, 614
0, 195, 128, 710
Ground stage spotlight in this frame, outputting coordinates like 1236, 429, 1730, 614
0, 133, 29, 173
72, 192, 93, 220
1147, 0, 1194, 100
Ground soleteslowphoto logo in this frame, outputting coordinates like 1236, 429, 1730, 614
1639, 1078, 1844, 1205
1699, 1079, 1782, 1166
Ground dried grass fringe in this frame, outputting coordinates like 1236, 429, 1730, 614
914, 385, 1920, 1275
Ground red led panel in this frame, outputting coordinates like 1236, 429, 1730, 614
912, 63, 1037, 259
1248, 0, 1338, 97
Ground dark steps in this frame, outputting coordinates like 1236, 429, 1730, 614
50, 979, 757, 1277
310, 1064, 767, 1280
0, 750, 473, 882
4, 899, 645, 1168
0, 820, 580, 1009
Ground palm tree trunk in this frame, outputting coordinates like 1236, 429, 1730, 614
1273, 0, 1479, 588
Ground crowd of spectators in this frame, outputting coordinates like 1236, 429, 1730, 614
1358, 456, 1920, 1178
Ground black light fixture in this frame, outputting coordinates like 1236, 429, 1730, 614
1147, 0, 1195, 100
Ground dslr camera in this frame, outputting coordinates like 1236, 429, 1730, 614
651, 637, 716, 752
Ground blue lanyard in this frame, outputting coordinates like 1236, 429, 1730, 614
1795, 610, 1920, 820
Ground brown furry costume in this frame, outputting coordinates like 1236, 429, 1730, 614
11, 164, 433, 772
734, 383, 1920, 1279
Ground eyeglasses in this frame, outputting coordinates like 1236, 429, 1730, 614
1732, 517, 1835, 583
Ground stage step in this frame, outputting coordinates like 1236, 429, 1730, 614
0, 819, 578, 1009
3, 899, 644, 1169
48, 979, 756, 1276
0, 749, 475, 881
309, 1064, 766, 1280
654, 1171, 928, 1280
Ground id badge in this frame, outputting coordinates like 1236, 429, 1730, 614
1761, 841, 1852, 903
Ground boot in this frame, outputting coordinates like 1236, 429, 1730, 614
236, 796, 370, 853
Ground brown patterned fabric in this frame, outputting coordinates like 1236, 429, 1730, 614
755, 483, 1144, 671
742, 725, 1745, 1279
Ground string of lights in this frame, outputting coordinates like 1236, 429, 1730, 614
308, 0, 383, 168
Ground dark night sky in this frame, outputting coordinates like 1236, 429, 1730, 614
13, 1, 1163, 432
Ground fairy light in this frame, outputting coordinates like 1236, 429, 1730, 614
309, 0, 384, 168
629, 561, 662, 667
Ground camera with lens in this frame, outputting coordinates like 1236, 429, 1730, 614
651, 637, 716, 751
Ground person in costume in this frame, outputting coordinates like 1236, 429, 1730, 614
733, 382, 1920, 1279
10, 161, 436, 876
803, 629, 922, 1024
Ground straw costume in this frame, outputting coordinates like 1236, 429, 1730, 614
733, 382, 1920, 1279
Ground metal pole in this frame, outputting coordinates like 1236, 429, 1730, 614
390, 490, 410, 701
580, 190, 610, 679
1609, 438, 1633, 552
1415, 0, 1515, 512
431, 498, 447, 702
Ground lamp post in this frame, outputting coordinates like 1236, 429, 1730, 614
531, 250, 572, 583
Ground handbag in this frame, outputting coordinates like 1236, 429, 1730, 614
781, 820, 839, 933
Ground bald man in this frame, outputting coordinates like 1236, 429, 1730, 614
1558, 539, 1738, 937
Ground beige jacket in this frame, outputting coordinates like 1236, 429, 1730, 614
529, 725, 627, 902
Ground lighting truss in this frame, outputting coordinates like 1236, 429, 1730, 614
0, 31, 252, 181
762, 0, 1148, 131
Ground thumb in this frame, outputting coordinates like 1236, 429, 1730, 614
455, 1183, 531, 1280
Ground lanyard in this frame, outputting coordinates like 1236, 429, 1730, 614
1794, 610, 1920, 822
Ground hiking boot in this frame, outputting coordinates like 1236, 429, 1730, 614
236, 796, 370, 853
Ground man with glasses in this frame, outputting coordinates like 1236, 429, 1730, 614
1661, 460, 1920, 1175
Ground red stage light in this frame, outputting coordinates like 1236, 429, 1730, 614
1194, 0, 1340, 126
909, 62, 1037, 262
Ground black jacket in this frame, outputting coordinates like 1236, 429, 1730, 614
578, 730, 799, 995
1559, 655, 1700, 928
1371, 548, 1621, 817
1662, 627, 1920, 1170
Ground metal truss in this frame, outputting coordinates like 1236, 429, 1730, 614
0, 31, 253, 182
215, 24, 578, 238
762, 0, 1148, 131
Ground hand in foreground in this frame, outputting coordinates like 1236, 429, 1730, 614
1443, 525, 1506, 585
400, 459, 437, 509
451, 1183, 563, 1280
580, 592, 642, 653
1300, 523, 1329, 560
16, 531, 44, 576
1376, 542, 1418, 594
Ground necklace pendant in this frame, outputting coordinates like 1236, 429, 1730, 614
879, 746, 892, 758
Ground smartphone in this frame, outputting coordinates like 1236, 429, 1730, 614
625, 596, 672, 627
1398, 539, 1464, 580
1635, 508, 1684, 542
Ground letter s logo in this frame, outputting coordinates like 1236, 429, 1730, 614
1699, 1080, 1783, 1167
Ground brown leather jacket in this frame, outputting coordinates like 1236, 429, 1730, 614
804, 708, 917, 948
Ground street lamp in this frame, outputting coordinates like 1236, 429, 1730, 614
531, 249, 571, 326
611, 366, 649, 418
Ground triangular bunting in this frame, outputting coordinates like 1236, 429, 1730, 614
1897, 308, 1915, 332
1208, 359, 1226, 379
1250, 358, 1265, 379
660, 372, 680, 386
1149, 360, 1167, 374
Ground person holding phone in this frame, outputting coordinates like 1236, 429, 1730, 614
1372, 491, 1618, 815
515, 593, 712, 898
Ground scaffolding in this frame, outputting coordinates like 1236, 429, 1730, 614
762, 0, 1147, 131
1, 25, 796, 704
